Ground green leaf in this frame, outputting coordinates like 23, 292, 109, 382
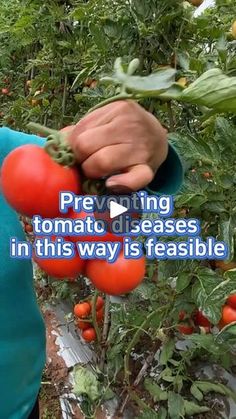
180, 68, 236, 113
103, 387, 116, 401
144, 379, 168, 402
161, 367, 175, 383
183, 400, 209, 416
168, 392, 185, 419
105, 63, 176, 94
219, 219, 234, 261
73, 366, 100, 402
195, 381, 236, 401
160, 339, 175, 365
190, 383, 204, 402
191, 267, 236, 324
176, 272, 192, 293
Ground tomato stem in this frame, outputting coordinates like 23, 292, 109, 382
92, 290, 101, 343
27, 122, 76, 167
87, 93, 135, 114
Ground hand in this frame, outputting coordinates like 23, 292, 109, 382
67, 101, 168, 192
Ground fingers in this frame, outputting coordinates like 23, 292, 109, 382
81, 144, 148, 179
105, 164, 154, 192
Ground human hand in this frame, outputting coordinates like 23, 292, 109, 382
67, 101, 168, 192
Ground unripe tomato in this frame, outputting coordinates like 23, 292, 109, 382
232, 21, 236, 39
194, 310, 211, 328
74, 302, 91, 318
1, 145, 81, 218
82, 327, 96, 342
77, 320, 92, 330
178, 324, 194, 335
227, 294, 236, 309
221, 305, 236, 326
86, 252, 146, 295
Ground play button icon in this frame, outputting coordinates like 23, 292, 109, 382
94, 192, 143, 235
109, 201, 128, 219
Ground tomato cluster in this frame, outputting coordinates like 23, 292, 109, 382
74, 296, 105, 342
1, 127, 146, 295
178, 310, 211, 335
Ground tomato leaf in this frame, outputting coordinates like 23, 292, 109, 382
168, 392, 185, 419
191, 267, 236, 324
190, 384, 204, 402
195, 381, 236, 401
180, 68, 236, 113
144, 379, 168, 402
176, 272, 192, 293
183, 400, 209, 416
73, 365, 100, 402
160, 339, 175, 366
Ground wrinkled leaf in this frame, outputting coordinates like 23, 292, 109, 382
73, 365, 100, 402
168, 392, 185, 419
144, 379, 168, 402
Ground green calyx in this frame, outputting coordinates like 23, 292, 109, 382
27, 122, 76, 167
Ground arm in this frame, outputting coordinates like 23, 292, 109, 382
0, 127, 45, 163
146, 144, 183, 195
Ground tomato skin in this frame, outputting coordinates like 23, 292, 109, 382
95, 296, 104, 311
24, 224, 33, 233
227, 294, 236, 309
82, 327, 96, 342
74, 302, 91, 318
179, 311, 187, 321
34, 239, 85, 279
96, 308, 104, 322
194, 310, 211, 328
221, 305, 236, 326
77, 321, 92, 330
215, 261, 236, 272
68, 209, 124, 244
1, 87, 9, 95
178, 324, 194, 335
86, 252, 146, 296
1, 145, 81, 218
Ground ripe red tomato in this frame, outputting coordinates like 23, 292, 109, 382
95, 296, 104, 310
82, 327, 96, 342
221, 305, 236, 326
67, 209, 124, 244
96, 308, 104, 322
74, 302, 91, 318
24, 224, 33, 233
178, 310, 187, 321
77, 320, 92, 330
227, 294, 236, 309
34, 245, 85, 279
178, 324, 194, 335
85, 252, 146, 295
1, 145, 81, 218
1, 87, 9, 95
194, 310, 211, 328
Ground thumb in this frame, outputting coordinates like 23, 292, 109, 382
106, 164, 154, 193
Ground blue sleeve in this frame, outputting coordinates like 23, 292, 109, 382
0, 127, 45, 165
145, 144, 183, 196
